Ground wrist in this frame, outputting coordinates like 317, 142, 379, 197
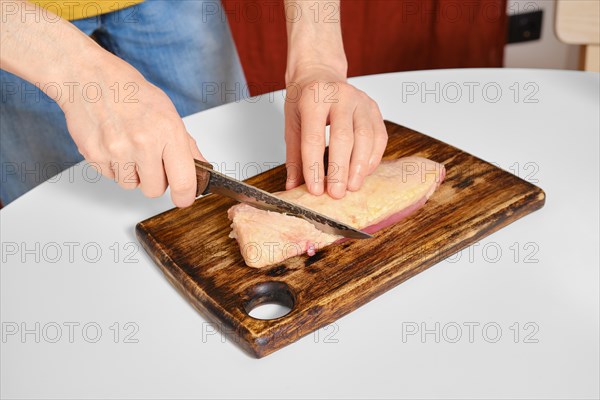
284, 0, 347, 84
285, 57, 348, 85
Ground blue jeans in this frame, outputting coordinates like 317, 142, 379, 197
0, 0, 246, 205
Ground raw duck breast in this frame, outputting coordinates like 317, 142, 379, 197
227, 156, 446, 268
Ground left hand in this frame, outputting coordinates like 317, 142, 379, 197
284, 66, 388, 199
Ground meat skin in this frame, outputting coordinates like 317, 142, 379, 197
228, 156, 446, 268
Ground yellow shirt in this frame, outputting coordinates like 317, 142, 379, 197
31, 1, 144, 21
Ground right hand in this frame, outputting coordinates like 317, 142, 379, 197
60, 54, 203, 208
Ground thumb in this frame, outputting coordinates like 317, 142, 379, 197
188, 134, 206, 161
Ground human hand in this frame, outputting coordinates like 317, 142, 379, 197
60, 54, 204, 208
284, 65, 388, 199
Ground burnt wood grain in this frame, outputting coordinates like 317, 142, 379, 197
136, 121, 546, 358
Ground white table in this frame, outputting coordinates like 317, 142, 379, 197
1, 69, 598, 399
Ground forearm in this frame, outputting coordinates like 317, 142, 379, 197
284, 0, 347, 83
0, 1, 119, 106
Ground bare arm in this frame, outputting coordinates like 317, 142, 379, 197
283, 0, 387, 199
0, 0, 97, 90
0, 0, 203, 207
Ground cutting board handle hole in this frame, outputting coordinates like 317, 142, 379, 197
243, 281, 295, 320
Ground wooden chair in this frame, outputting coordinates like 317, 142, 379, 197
556, 0, 600, 71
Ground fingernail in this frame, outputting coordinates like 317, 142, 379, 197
348, 166, 365, 191
315, 181, 325, 195
348, 174, 361, 191
313, 180, 324, 195
327, 181, 344, 199
368, 159, 378, 174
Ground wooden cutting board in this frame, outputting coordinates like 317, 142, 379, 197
136, 121, 546, 358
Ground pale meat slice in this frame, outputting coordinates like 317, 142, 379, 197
227, 156, 446, 268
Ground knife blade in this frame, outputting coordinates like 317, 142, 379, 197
194, 160, 372, 239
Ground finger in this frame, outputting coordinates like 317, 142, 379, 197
284, 107, 304, 190
300, 100, 328, 195
88, 161, 115, 180
163, 137, 197, 208
368, 105, 388, 174
136, 151, 168, 198
347, 104, 374, 192
326, 102, 355, 198
112, 160, 139, 190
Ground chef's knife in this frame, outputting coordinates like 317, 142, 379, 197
195, 160, 372, 239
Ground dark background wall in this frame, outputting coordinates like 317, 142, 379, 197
222, 0, 508, 95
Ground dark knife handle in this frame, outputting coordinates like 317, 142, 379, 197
194, 159, 214, 197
